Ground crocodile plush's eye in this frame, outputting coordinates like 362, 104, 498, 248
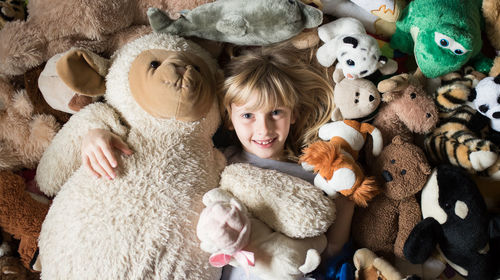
346, 59, 355, 66
434, 32, 469, 56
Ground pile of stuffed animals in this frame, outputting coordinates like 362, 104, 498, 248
0, 0, 500, 279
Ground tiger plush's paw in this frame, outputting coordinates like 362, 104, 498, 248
470, 151, 498, 171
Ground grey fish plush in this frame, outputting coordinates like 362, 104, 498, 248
148, 0, 323, 46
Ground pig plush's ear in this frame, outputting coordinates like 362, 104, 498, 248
56, 49, 110, 97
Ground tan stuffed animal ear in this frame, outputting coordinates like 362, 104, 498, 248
377, 73, 409, 102
331, 107, 343, 121
56, 49, 110, 97
333, 68, 345, 84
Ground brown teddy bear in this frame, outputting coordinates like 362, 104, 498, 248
0, 77, 60, 171
351, 136, 431, 260
0, 171, 50, 272
0, 0, 215, 76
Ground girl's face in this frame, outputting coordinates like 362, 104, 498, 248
230, 95, 295, 161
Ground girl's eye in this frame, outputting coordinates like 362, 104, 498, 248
242, 113, 253, 119
271, 110, 282, 116
346, 59, 355, 66
440, 39, 449, 47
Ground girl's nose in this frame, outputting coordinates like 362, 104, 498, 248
255, 116, 272, 134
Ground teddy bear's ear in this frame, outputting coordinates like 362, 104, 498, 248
56, 49, 110, 97
419, 161, 432, 175
333, 68, 345, 84
331, 107, 343, 121
378, 57, 398, 76
391, 135, 404, 145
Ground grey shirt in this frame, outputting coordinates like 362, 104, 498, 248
224, 146, 315, 185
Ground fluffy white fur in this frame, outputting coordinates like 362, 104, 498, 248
36, 33, 226, 280
219, 163, 336, 239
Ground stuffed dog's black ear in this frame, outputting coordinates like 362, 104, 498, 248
343, 36, 358, 48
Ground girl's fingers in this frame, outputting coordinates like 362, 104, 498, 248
88, 153, 110, 179
95, 148, 115, 179
83, 155, 101, 178
113, 137, 133, 155
100, 144, 118, 168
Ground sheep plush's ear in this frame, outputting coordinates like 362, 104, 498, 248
56, 49, 110, 97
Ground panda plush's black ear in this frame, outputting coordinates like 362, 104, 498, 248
343, 36, 358, 48
494, 74, 500, 84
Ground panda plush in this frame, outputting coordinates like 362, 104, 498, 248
315, 17, 397, 80
403, 165, 499, 279
472, 74, 500, 145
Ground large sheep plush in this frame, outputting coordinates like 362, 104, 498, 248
34, 33, 227, 279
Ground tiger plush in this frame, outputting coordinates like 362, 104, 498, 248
0, 0, 26, 30
424, 67, 500, 180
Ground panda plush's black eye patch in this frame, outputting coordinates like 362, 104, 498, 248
479, 104, 489, 113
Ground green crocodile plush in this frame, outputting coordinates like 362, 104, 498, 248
390, 0, 493, 78
147, 0, 322, 46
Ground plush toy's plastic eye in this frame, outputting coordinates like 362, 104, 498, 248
390, 159, 395, 164
479, 104, 489, 113
354, 99, 359, 103
410, 92, 417, 99
150, 61, 160, 69
497, 96, 500, 104
434, 32, 469, 56
346, 59, 355, 66
400, 169, 406, 175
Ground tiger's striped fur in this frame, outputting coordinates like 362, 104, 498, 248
424, 67, 500, 179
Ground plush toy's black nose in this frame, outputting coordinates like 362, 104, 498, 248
493, 112, 500, 119
369, 95, 375, 102
382, 170, 393, 182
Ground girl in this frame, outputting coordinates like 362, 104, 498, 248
81, 45, 355, 279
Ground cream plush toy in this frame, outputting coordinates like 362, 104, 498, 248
35, 33, 227, 279
197, 163, 336, 280
316, 17, 397, 80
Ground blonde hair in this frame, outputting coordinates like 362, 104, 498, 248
220, 45, 334, 161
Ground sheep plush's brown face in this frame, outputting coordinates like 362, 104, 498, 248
128, 49, 216, 121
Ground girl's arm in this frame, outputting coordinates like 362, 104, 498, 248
324, 196, 355, 257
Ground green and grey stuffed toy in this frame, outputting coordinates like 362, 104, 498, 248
148, 0, 323, 46
390, 0, 493, 78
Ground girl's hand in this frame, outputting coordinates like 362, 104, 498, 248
81, 129, 133, 180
